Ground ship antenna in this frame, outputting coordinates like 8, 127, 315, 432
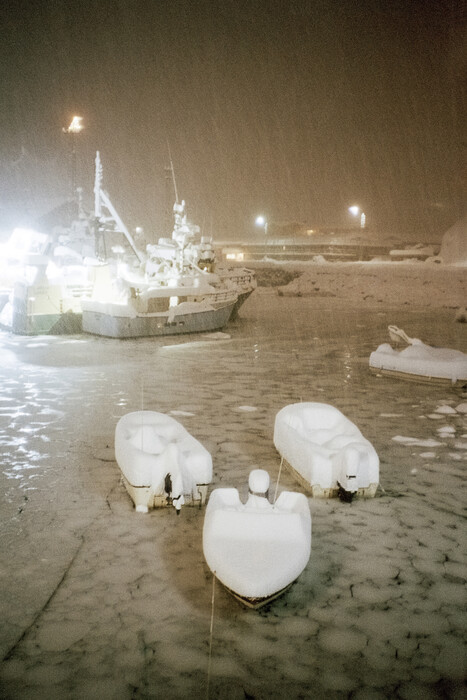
166, 140, 179, 204
94, 151, 103, 218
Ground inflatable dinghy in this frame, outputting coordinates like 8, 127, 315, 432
369, 326, 467, 387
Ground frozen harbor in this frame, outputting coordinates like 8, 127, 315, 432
0, 265, 466, 700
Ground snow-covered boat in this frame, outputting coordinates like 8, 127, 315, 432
81, 188, 244, 338
215, 264, 257, 319
81, 287, 237, 338
273, 403, 379, 501
115, 411, 213, 513
369, 326, 467, 387
0, 153, 144, 335
144, 197, 256, 319
0, 226, 94, 334
0, 153, 254, 337
203, 469, 311, 608
158, 168, 256, 317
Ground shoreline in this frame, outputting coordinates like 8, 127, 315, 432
249, 261, 466, 310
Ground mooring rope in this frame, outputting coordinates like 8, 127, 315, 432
273, 456, 284, 503
206, 572, 216, 699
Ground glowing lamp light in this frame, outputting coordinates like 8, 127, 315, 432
65, 116, 84, 134
255, 215, 268, 235
226, 252, 244, 262
348, 206, 366, 229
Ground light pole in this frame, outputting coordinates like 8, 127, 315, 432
349, 205, 366, 229
255, 215, 268, 236
255, 215, 268, 256
63, 116, 84, 200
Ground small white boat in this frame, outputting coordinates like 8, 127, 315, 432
273, 403, 379, 501
203, 469, 311, 609
369, 326, 467, 387
115, 411, 212, 512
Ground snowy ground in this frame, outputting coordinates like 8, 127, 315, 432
0, 260, 466, 700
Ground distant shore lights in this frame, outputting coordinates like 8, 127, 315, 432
349, 206, 366, 228
255, 215, 268, 236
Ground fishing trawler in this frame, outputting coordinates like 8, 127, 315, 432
82, 156, 254, 338
0, 152, 144, 335
1, 151, 254, 337
143, 163, 256, 318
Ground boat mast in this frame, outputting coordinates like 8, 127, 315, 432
93, 150, 144, 263
166, 141, 179, 204
94, 151, 103, 219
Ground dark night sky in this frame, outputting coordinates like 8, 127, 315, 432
0, 0, 465, 241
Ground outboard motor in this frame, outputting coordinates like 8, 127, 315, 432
246, 469, 272, 509
336, 446, 359, 503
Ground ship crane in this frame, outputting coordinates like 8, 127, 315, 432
93, 151, 145, 263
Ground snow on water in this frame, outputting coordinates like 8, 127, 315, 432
0, 273, 466, 698
391, 435, 446, 447
169, 409, 196, 417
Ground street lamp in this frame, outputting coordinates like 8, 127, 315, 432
349, 205, 366, 229
255, 215, 268, 236
63, 116, 84, 199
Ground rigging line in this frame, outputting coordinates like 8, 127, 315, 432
273, 456, 284, 503
140, 378, 145, 451
206, 572, 216, 700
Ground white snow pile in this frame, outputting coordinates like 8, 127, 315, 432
393, 399, 467, 451
203, 469, 311, 600
392, 435, 445, 448
434, 404, 458, 415
273, 260, 465, 308
439, 214, 467, 266
115, 411, 212, 512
